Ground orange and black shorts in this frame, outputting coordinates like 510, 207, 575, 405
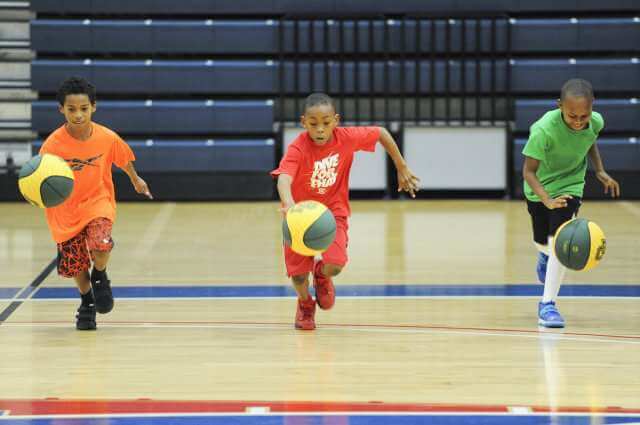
56, 218, 114, 278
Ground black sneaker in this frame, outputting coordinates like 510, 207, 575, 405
91, 268, 114, 314
76, 303, 96, 330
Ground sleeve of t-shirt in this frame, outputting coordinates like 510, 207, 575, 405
112, 134, 135, 168
270, 143, 303, 179
343, 126, 381, 152
522, 128, 547, 161
38, 137, 54, 155
592, 112, 605, 135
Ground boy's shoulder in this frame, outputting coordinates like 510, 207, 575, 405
591, 110, 604, 133
530, 109, 560, 135
92, 122, 122, 141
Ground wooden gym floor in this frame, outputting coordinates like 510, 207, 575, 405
0, 200, 638, 424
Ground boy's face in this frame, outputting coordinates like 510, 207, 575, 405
59, 94, 96, 129
558, 96, 592, 131
301, 104, 339, 145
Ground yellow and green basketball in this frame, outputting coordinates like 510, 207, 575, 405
553, 218, 606, 271
283, 200, 337, 256
18, 154, 74, 208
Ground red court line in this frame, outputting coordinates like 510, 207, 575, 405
9, 319, 640, 341
0, 399, 639, 416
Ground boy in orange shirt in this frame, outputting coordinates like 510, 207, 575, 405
39, 77, 152, 330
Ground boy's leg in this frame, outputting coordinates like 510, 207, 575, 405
284, 245, 316, 330
57, 233, 95, 330
86, 218, 115, 314
539, 197, 581, 328
527, 200, 551, 284
314, 216, 349, 310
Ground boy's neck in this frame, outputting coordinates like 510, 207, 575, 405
65, 122, 93, 141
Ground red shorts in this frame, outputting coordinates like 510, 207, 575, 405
284, 216, 348, 277
56, 218, 114, 278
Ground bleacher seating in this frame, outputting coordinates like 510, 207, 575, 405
32, 139, 275, 173
29, 0, 640, 15
31, 18, 640, 55
515, 99, 640, 133
32, 100, 274, 135
26, 0, 640, 200
32, 59, 511, 95
511, 59, 640, 94
513, 138, 639, 172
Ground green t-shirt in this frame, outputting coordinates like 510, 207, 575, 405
522, 109, 604, 202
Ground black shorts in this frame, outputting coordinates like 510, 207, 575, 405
526, 197, 581, 245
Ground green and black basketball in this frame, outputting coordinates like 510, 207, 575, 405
554, 218, 606, 271
18, 154, 75, 208
283, 200, 336, 256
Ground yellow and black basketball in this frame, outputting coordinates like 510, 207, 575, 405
283, 200, 337, 256
553, 218, 606, 271
18, 154, 74, 208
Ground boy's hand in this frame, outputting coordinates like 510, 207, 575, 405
132, 176, 153, 199
596, 171, 620, 198
397, 165, 420, 198
543, 194, 572, 210
278, 201, 295, 218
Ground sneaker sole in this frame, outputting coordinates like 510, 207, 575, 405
295, 324, 316, 330
76, 322, 97, 331
94, 297, 114, 314
538, 319, 565, 328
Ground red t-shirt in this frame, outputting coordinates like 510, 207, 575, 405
271, 126, 381, 217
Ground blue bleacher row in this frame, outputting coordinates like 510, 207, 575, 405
31, 58, 640, 95
513, 138, 639, 172
32, 139, 275, 172
33, 98, 640, 135
32, 100, 274, 135
31, 18, 640, 55
30, 0, 640, 15
515, 99, 640, 133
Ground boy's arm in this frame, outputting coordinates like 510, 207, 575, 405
122, 161, 153, 199
276, 174, 295, 215
587, 143, 620, 197
523, 156, 570, 209
377, 127, 420, 197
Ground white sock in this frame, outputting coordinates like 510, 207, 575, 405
535, 242, 549, 256
542, 236, 566, 303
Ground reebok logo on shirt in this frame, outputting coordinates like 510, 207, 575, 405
311, 153, 339, 194
64, 154, 103, 171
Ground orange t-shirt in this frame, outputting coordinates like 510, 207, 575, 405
39, 123, 135, 243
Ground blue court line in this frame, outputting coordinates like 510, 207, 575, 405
30, 284, 640, 299
0, 288, 20, 299
1, 414, 640, 425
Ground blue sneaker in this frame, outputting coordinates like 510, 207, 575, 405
536, 252, 549, 284
538, 301, 565, 328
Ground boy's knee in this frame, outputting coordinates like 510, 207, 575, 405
324, 264, 343, 277
291, 274, 308, 285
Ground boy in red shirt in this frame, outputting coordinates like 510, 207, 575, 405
39, 77, 152, 330
271, 93, 420, 330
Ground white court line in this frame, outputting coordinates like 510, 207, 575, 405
2, 321, 639, 345
1, 411, 640, 420
133, 202, 176, 260
620, 201, 640, 218
13, 295, 640, 302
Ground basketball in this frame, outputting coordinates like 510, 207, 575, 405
18, 154, 75, 208
553, 218, 606, 271
283, 200, 337, 256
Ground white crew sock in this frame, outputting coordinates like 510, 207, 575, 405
535, 242, 549, 256
542, 236, 566, 303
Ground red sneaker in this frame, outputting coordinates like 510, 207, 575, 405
313, 262, 335, 310
295, 296, 316, 330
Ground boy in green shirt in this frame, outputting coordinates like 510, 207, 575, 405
522, 78, 620, 328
